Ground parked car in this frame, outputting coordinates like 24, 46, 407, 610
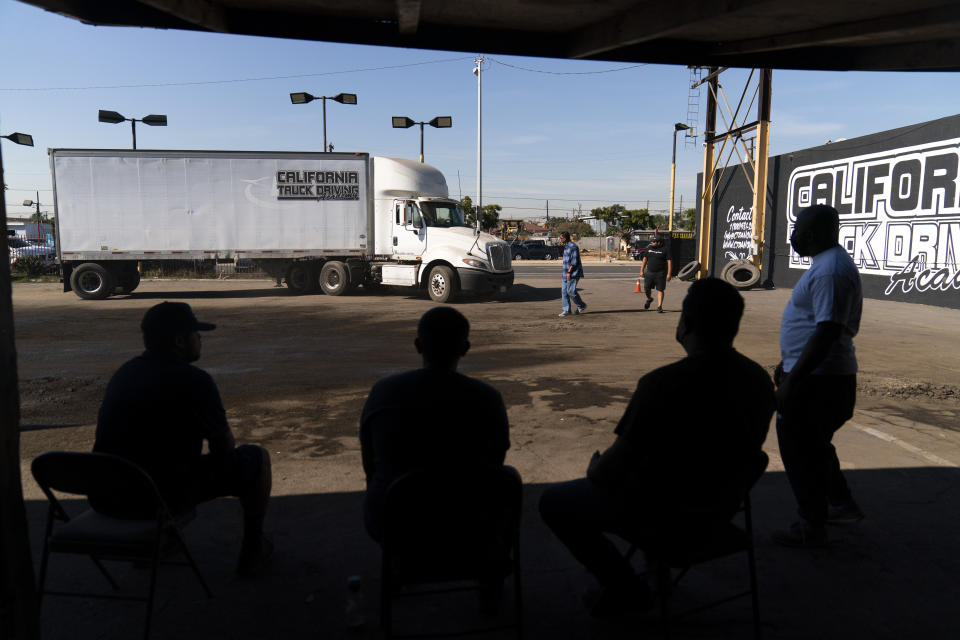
628, 241, 649, 261
510, 240, 560, 260
8, 237, 56, 265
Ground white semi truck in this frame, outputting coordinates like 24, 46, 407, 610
49, 149, 514, 302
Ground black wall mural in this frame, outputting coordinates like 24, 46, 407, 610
698, 114, 960, 309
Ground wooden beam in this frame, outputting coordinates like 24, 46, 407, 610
566, 0, 779, 59
396, 0, 422, 35
710, 4, 960, 55
136, 0, 230, 32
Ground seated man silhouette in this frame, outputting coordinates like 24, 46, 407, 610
540, 278, 776, 616
93, 302, 273, 577
360, 307, 511, 542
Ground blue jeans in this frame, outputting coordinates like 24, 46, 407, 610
561, 277, 584, 313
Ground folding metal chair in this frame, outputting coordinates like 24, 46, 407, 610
380, 465, 523, 639
31, 451, 212, 640
624, 451, 768, 640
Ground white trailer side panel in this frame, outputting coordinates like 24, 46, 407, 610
52, 150, 370, 259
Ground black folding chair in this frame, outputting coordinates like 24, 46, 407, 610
624, 451, 769, 640
31, 451, 212, 640
380, 465, 523, 639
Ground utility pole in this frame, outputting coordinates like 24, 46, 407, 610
474, 55, 484, 232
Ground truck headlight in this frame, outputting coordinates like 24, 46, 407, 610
462, 258, 489, 270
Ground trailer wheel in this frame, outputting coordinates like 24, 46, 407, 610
427, 265, 458, 303
722, 260, 761, 289
70, 263, 115, 300
676, 260, 700, 281
286, 263, 316, 295
319, 261, 349, 296
116, 267, 141, 294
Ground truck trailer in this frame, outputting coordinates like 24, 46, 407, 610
49, 149, 514, 302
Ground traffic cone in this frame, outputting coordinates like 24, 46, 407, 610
634, 279, 641, 293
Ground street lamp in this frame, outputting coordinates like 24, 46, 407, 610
22, 193, 48, 243
669, 122, 691, 231
290, 92, 357, 153
1, 131, 35, 255
98, 110, 167, 149
391, 116, 452, 163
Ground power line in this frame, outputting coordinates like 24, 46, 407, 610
488, 57, 647, 75
0, 56, 475, 92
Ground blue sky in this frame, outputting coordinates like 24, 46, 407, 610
3, 0, 960, 222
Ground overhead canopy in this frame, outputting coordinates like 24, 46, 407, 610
19, 0, 960, 72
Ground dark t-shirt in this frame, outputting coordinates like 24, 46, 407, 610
590, 348, 775, 517
360, 368, 511, 538
94, 352, 235, 511
643, 245, 669, 273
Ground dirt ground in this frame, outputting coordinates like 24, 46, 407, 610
11, 264, 960, 639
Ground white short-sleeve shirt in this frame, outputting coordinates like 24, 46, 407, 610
780, 245, 862, 374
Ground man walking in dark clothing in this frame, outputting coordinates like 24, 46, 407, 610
360, 307, 511, 542
640, 235, 671, 312
94, 302, 273, 576
558, 231, 587, 317
539, 279, 775, 617
773, 204, 864, 548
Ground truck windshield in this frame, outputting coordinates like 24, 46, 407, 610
418, 201, 469, 228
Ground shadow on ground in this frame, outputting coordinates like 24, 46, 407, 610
27, 468, 960, 639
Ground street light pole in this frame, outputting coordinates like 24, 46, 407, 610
322, 96, 328, 152
419, 122, 425, 163
391, 116, 452, 164
669, 122, 690, 231
290, 92, 357, 152
98, 111, 167, 149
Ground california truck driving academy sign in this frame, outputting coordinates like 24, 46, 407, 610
276, 169, 360, 200
786, 137, 960, 296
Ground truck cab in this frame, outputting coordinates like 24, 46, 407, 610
374, 157, 513, 302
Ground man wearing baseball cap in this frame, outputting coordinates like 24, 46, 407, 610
94, 302, 273, 577
640, 234, 671, 313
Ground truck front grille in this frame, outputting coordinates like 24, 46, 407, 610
486, 242, 511, 272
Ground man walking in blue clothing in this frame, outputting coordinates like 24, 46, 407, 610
559, 231, 587, 317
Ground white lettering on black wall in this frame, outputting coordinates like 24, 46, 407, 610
786, 137, 960, 296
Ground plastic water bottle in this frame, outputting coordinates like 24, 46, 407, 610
345, 575, 365, 632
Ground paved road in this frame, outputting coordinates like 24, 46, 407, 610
514, 262, 645, 280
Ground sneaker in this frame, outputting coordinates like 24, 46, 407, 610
582, 576, 654, 618
772, 521, 828, 548
644, 297, 653, 310
657, 306, 664, 313
827, 501, 865, 525
558, 311, 570, 317
237, 536, 274, 577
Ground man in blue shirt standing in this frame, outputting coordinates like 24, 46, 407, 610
773, 204, 864, 548
559, 231, 587, 317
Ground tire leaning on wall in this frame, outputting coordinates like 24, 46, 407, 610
721, 259, 761, 290
676, 260, 700, 281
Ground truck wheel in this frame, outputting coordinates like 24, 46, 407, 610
116, 267, 141, 294
319, 261, 349, 296
70, 263, 115, 300
542, 252, 552, 260
286, 263, 316, 295
513, 253, 523, 260
427, 265, 458, 303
